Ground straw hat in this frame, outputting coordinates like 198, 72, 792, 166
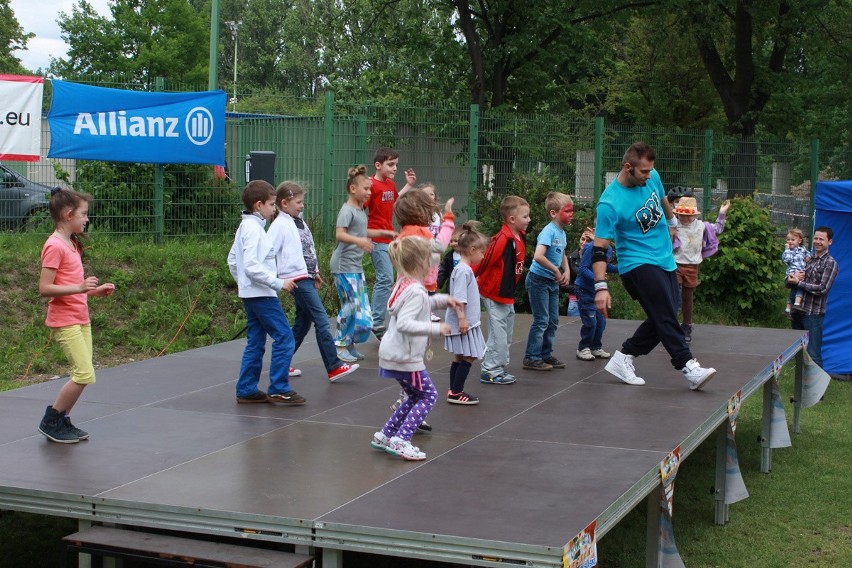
673, 196, 700, 216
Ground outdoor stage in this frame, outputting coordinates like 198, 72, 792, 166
0, 316, 805, 567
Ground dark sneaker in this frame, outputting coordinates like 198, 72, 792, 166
416, 421, 433, 433
522, 358, 553, 371
681, 323, 693, 343
372, 326, 386, 341
236, 391, 269, 404
542, 356, 565, 369
63, 416, 89, 440
447, 390, 480, 405
38, 406, 79, 444
268, 390, 306, 405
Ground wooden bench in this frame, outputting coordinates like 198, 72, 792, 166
62, 526, 314, 568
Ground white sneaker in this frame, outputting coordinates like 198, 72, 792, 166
576, 348, 595, 361
430, 312, 441, 322
370, 431, 390, 451
683, 359, 716, 390
605, 351, 645, 385
289, 367, 302, 377
385, 436, 426, 460
591, 348, 611, 359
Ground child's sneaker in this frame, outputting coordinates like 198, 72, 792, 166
328, 363, 358, 382
236, 391, 269, 403
591, 348, 611, 359
604, 351, 645, 385
289, 367, 302, 377
416, 421, 432, 433
347, 345, 366, 360
522, 358, 553, 371
542, 356, 565, 369
63, 416, 89, 440
576, 348, 595, 361
268, 390, 306, 405
372, 326, 386, 341
370, 431, 391, 451
38, 406, 79, 444
385, 436, 426, 460
447, 390, 479, 405
337, 348, 359, 363
480, 369, 516, 384
682, 359, 716, 390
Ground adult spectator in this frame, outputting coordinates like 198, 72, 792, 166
789, 226, 839, 369
592, 142, 716, 390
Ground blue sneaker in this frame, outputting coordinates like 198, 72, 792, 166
337, 348, 359, 363
347, 345, 366, 360
480, 369, 517, 385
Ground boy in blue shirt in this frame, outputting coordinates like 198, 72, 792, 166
522, 192, 573, 370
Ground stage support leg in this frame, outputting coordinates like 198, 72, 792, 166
713, 423, 730, 525
77, 519, 92, 568
645, 490, 661, 567
760, 380, 773, 473
323, 547, 343, 568
792, 350, 804, 434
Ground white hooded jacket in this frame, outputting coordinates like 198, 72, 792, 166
378, 278, 449, 372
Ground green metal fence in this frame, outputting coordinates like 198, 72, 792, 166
0, 80, 819, 240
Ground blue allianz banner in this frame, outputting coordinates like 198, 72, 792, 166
48, 80, 226, 165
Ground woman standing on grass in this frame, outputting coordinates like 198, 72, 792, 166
37, 188, 115, 444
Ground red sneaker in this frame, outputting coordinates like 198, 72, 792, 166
328, 363, 359, 382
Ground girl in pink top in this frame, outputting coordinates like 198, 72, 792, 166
37, 188, 115, 444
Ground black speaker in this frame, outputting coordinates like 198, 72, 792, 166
245, 151, 276, 185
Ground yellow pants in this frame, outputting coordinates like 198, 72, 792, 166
54, 324, 96, 385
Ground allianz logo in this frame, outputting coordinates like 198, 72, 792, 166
72, 107, 215, 146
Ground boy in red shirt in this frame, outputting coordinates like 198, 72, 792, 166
475, 196, 531, 384
367, 147, 416, 337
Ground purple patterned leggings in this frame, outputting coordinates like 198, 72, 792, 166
380, 369, 437, 441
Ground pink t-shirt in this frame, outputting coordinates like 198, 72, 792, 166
41, 235, 90, 328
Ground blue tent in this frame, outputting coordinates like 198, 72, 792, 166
814, 180, 852, 374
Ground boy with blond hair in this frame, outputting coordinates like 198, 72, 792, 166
522, 192, 573, 370
475, 196, 531, 384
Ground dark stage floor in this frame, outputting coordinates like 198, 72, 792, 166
0, 316, 804, 567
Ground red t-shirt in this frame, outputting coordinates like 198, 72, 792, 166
41, 235, 90, 327
366, 175, 398, 244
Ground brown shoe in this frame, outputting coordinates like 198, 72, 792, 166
268, 391, 306, 405
236, 391, 269, 404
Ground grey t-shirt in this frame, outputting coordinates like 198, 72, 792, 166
444, 263, 482, 332
330, 203, 368, 274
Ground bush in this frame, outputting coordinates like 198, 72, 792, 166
698, 197, 785, 322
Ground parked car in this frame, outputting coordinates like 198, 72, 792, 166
0, 164, 53, 230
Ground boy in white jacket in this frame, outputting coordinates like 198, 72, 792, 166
370, 237, 461, 460
227, 181, 304, 405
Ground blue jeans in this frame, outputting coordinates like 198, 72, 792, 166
291, 278, 343, 372
524, 272, 560, 361
237, 296, 295, 397
576, 287, 606, 351
370, 242, 393, 328
792, 313, 824, 368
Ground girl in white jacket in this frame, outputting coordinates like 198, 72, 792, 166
370, 237, 460, 460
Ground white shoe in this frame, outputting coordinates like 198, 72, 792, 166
683, 359, 716, 390
591, 348, 611, 359
576, 348, 595, 361
385, 436, 426, 460
370, 431, 390, 451
430, 312, 441, 322
289, 367, 302, 377
605, 351, 645, 385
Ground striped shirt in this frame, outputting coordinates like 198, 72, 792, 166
797, 251, 838, 316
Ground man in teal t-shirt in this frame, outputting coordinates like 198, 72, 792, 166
591, 142, 716, 391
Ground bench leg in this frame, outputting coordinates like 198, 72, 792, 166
323, 547, 343, 568
77, 519, 92, 568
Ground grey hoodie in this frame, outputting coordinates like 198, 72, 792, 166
378, 278, 449, 372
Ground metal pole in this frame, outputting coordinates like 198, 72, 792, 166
594, 117, 604, 202
154, 77, 165, 243
809, 139, 820, 236
468, 104, 479, 219
207, 0, 220, 91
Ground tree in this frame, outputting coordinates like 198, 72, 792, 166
51, 0, 209, 87
0, 0, 33, 74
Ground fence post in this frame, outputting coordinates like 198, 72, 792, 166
593, 116, 604, 202
703, 129, 714, 213
153, 77, 165, 243
323, 91, 335, 241
809, 138, 820, 236
468, 104, 479, 219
